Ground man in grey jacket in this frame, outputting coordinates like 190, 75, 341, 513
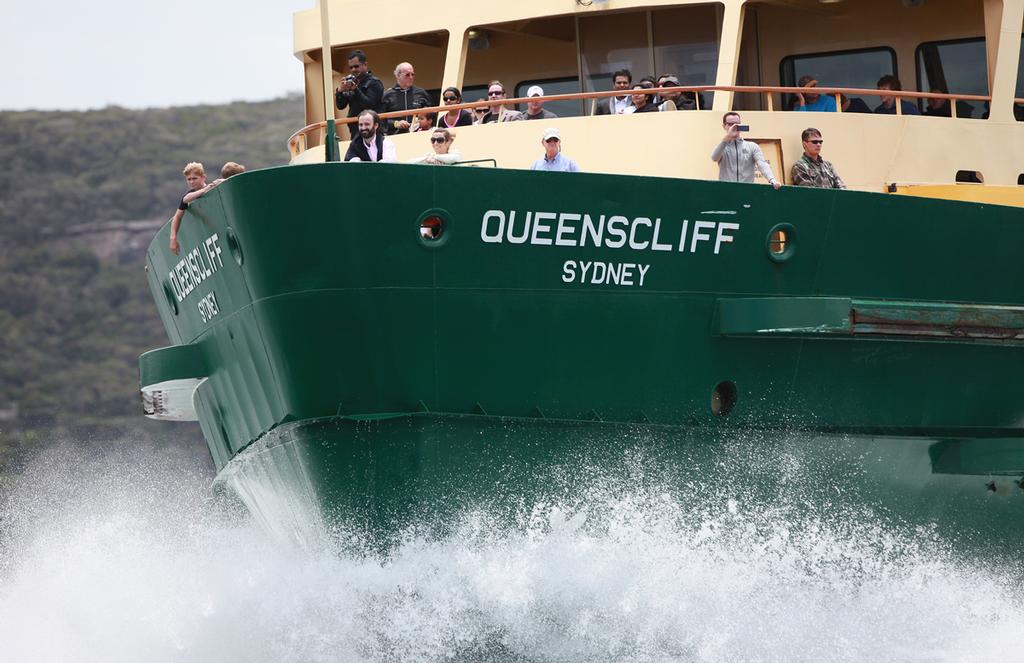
710, 112, 781, 189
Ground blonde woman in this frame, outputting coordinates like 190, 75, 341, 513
407, 128, 461, 164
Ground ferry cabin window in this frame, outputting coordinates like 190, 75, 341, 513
578, 4, 723, 110
462, 17, 578, 114
579, 11, 650, 106
780, 48, 897, 112
915, 39, 989, 118
651, 5, 723, 109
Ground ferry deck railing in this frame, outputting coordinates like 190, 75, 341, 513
288, 85, 999, 159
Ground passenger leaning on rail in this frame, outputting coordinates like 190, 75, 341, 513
525, 86, 558, 120
481, 81, 525, 123
169, 162, 206, 255
437, 87, 474, 128
791, 128, 846, 189
594, 69, 633, 115
411, 112, 437, 133
793, 75, 836, 112
408, 128, 461, 165
657, 75, 696, 111
344, 110, 397, 163
874, 75, 920, 115
381, 61, 431, 135
531, 128, 579, 173
180, 162, 246, 207
711, 113, 781, 189
624, 84, 657, 114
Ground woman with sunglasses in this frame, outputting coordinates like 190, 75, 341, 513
408, 128, 461, 165
437, 86, 474, 129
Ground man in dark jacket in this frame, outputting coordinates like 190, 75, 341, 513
381, 62, 432, 134
344, 111, 397, 162
335, 49, 385, 127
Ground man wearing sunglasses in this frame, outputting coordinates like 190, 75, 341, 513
381, 61, 432, 134
711, 112, 781, 189
480, 81, 524, 123
531, 128, 579, 172
791, 128, 846, 189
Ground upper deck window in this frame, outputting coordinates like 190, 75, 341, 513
462, 5, 723, 117
916, 38, 989, 118
780, 48, 897, 112
580, 5, 723, 110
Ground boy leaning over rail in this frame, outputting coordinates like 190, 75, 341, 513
169, 162, 206, 255
169, 162, 246, 255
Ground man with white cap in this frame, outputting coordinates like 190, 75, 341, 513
525, 85, 558, 120
531, 128, 579, 172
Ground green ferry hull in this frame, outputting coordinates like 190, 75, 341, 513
140, 163, 1024, 546
215, 414, 1023, 555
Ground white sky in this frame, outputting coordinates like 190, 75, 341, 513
1, 0, 313, 111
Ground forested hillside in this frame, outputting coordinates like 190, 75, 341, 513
0, 94, 305, 474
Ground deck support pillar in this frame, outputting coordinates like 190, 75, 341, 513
984, 0, 1024, 123
712, 0, 746, 113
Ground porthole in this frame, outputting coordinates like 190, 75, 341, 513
416, 208, 451, 246
163, 282, 179, 315
955, 170, 983, 184
711, 381, 738, 417
421, 216, 444, 240
766, 223, 796, 263
226, 227, 244, 266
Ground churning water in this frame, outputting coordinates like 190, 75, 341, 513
1, 439, 1022, 663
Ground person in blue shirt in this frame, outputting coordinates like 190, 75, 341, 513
793, 75, 837, 112
531, 128, 580, 172
874, 75, 921, 115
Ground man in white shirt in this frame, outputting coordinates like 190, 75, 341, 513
344, 110, 398, 162
594, 69, 634, 115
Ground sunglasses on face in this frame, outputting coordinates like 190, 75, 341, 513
487, 91, 503, 96
431, 136, 447, 143
808, 139, 824, 145
443, 96, 459, 102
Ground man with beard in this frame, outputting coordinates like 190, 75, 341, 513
344, 110, 397, 162
381, 62, 432, 134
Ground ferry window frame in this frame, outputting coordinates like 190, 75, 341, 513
779, 46, 898, 111
914, 37, 990, 118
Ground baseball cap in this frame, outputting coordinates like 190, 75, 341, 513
542, 127, 560, 141
527, 85, 544, 97
660, 75, 680, 86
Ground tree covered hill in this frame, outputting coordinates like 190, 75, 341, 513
0, 95, 305, 474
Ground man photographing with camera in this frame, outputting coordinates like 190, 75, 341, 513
335, 49, 385, 132
710, 112, 781, 189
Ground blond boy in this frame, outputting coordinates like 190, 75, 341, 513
169, 162, 206, 255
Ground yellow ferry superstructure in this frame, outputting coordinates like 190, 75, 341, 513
289, 0, 1024, 202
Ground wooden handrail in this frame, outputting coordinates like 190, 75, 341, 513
288, 84, 997, 156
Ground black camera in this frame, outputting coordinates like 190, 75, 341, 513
343, 74, 358, 85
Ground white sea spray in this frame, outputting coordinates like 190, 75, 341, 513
0, 439, 1021, 663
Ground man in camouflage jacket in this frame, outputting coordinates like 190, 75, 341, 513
791, 128, 846, 189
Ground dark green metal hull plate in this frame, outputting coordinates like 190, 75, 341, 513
139, 163, 1024, 542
